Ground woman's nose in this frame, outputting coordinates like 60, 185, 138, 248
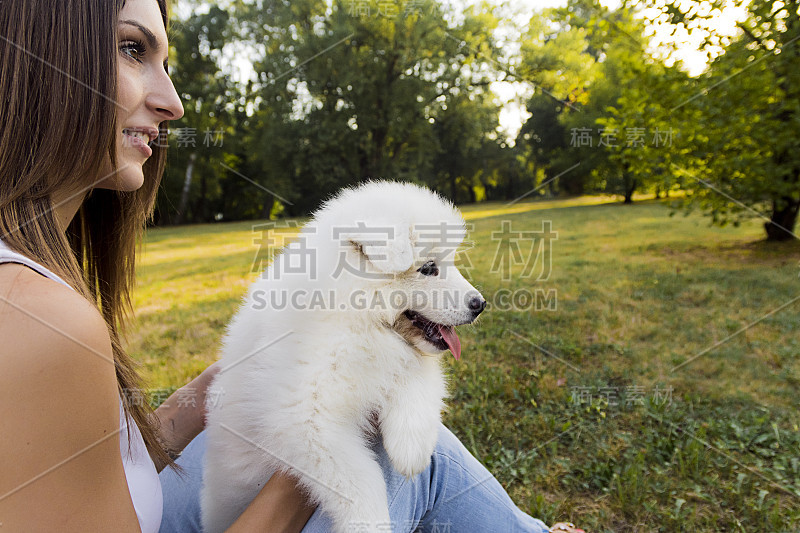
147, 68, 184, 121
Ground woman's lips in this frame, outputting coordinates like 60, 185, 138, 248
123, 132, 153, 157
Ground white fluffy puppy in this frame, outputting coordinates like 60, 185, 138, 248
201, 181, 486, 532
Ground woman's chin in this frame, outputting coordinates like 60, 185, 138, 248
116, 170, 145, 192
95, 167, 145, 192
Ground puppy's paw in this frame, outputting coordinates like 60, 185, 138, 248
382, 417, 438, 478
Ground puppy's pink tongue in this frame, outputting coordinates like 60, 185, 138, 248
437, 324, 461, 360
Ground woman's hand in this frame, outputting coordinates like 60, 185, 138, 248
154, 362, 221, 461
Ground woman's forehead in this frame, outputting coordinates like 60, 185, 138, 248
118, 0, 167, 45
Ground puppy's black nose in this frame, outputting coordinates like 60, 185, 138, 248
469, 296, 486, 316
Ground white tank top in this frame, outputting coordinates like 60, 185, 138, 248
0, 239, 163, 533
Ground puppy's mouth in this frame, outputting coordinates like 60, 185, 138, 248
401, 310, 462, 360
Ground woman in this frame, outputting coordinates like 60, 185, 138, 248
0, 1, 582, 532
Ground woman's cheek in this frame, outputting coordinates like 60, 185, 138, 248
116, 65, 141, 114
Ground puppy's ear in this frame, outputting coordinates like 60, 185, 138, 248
349, 221, 414, 274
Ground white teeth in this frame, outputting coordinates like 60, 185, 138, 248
124, 130, 150, 143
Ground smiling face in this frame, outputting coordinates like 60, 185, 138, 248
95, 0, 184, 191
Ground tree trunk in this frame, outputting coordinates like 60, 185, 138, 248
261, 194, 275, 220
764, 197, 800, 241
175, 152, 197, 225
623, 172, 637, 204
197, 170, 207, 223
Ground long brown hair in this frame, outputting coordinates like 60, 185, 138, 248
0, 0, 174, 470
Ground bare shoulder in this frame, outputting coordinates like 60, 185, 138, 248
0, 264, 140, 530
1, 260, 106, 321
0, 263, 112, 378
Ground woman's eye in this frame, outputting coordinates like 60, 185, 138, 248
120, 40, 146, 62
418, 261, 439, 276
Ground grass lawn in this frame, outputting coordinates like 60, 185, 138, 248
130, 195, 800, 532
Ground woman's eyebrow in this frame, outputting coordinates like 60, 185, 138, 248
119, 20, 161, 51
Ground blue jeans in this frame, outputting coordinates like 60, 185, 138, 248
159, 424, 550, 532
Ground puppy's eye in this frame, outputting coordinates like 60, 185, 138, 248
418, 260, 439, 276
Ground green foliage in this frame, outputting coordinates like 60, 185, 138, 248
155, 1, 513, 221
167, 0, 510, 217
627, 0, 800, 239
158, 0, 800, 241
158, 6, 245, 224
516, 0, 670, 199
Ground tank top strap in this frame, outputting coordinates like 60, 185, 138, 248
0, 239, 73, 290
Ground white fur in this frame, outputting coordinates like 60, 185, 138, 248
201, 181, 484, 532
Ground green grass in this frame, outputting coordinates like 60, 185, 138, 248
130, 195, 800, 532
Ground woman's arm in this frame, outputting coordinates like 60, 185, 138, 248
225, 472, 316, 533
153, 362, 220, 466
0, 266, 142, 531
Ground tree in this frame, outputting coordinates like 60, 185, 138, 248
232, 0, 504, 213
158, 6, 240, 224
516, 93, 568, 197
632, 0, 800, 240
431, 88, 502, 203
515, 1, 600, 195
594, 40, 684, 203
516, 0, 664, 199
